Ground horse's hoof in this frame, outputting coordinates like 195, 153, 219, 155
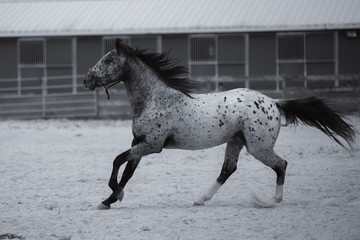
193, 201, 204, 206
97, 203, 110, 210
117, 190, 124, 202
272, 196, 282, 203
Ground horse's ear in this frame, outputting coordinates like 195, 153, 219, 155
116, 38, 122, 55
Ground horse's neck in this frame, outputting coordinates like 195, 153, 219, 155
123, 59, 177, 115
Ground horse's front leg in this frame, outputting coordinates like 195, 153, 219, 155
98, 149, 133, 209
98, 140, 161, 210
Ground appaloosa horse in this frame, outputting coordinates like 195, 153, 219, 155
83, 39, 356, 209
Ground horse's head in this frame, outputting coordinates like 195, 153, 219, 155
83, 39, 129, 92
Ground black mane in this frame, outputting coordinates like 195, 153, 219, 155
116, 38, 194, 97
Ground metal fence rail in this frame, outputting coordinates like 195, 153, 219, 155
0, 75, 97, 119
194, 74, 360, 92
1, 74, 359, 119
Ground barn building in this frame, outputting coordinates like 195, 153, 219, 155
0, 0, 359, 118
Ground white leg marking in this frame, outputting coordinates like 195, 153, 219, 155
194, 181, 222, 206
273, 184, 283, 203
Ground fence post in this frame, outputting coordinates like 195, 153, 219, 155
335, 75, 339, 88
72, 37, 77, 94
281, 75, 286, 98
245, 77, 250, 89
95, 88, 99, 117
281, 75, 286, 90
41, 76, 46, 118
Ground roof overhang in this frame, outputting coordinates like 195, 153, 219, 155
1, 0, 359, 38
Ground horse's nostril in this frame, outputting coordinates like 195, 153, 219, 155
83, 78, 88, 88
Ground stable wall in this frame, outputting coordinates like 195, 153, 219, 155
0, 38, 17, 79
1, 30, 359, 92
339, 30, 360, 74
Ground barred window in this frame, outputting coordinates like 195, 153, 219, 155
103, 37, 131, 54
19, 39, 44, 66
190, 34, 246, 78
278, 34, 304, 61
190, 36, 216, 62
277, 33, 335, 76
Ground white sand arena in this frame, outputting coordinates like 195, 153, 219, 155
1, 117, 359, 240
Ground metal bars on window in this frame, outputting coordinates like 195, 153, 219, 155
102, 36, 131, 54
276, 32, 337, 88
17, 38, 46, 95
189, 34, 248, 90
102, 36, 161, 55
277, 32, 336, 74
190, 35, 217, 63
17, 38, 77, 95
19, 39, 45, 67
277, 34, 305, 62
189, 35, 219, 89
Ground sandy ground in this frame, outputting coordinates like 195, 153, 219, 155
1, 116, 360, 240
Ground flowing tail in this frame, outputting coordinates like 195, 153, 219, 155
275, 96, 357, 149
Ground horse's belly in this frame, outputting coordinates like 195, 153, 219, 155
165, 133, 231, 150
165, 119, 239, 150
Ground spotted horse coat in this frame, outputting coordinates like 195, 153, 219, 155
83, 39, 356, 209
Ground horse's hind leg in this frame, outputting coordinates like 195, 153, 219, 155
248, 149, 288, 203
194, 138, 244, 206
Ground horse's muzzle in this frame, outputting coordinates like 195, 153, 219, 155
83, 72, 97, 91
